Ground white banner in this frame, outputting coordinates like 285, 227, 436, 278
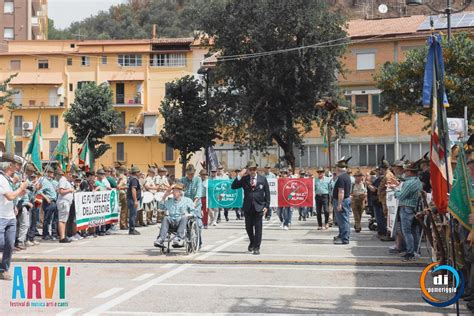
267, 178, 278, 208
74, 189, 119, 230
386, 190, 399, 238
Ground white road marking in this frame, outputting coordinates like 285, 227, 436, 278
156, 283, 420, 291
42, 247, 64, 254
160, 263, 176, 269
56, 308, 83, 316
199, 244, 215, 251
185, 266, 422, 273
94, 287, 124, 299
215, 240, 225, 244
84, 220, 277, 315
209, 253, 429, 259
132, 273, 154, 281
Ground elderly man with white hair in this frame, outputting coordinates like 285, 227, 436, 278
0, 161, 28, 280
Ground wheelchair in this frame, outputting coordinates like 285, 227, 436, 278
159, 216, 200, 255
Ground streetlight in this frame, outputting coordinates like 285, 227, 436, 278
198, 65, 212, 174
406, 0, 472, 42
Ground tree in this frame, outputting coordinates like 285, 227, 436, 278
375, 32, 473, 127
159, 75, 218, 175
192, 0, 350, 170
0, 74, 19, 111
64, 82, 121, 161
47, 18, 72, 40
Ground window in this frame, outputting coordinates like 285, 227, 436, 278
10, 60, 21, 70
143, 115, 157, 135
70, 43, 75, 48
101, 56, 107, 65
50, 115, 59, 128
117, 142, 125, 161
118, 54, 142, 67
14, 141, 22, 156
38, 60, 48, 69
356, 53, 375, 70
165, 144, 174, 161
355, 95, 369, 113
400, 142, 430, 162
4, 2, 14, 14
69, 83, 73, 92
150, 53, 186, 67
81, 56, 90, 66
4, 27, 14, 40
372, 94, 381, 115
49, 141, 58, 159
67, 58, 72, 66
14, 116, 23, 136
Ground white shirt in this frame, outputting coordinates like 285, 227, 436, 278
102, 177, 111, 190
58, 176, 74, 204
0, 174, 15, 219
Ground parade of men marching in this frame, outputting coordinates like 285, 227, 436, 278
0, 0, 473, 315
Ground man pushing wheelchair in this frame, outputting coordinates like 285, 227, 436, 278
153, 183, 199, 249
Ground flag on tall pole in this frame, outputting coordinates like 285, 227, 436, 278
25, 124, 43, 173
79, 140, 93, 171
448, 147, 473, 230
38, 122, 44, 160
423, 34, 452, 214
55, 130, 69, 171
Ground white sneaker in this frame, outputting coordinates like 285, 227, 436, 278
25, 241, 34, 247
284, 226, 289, 231
32, 240, 40, 245
74, 233, 84, 240
279, 224, 284, 228
212, 222, 217, 226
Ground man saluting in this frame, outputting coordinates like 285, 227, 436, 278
231, 160, 270, 255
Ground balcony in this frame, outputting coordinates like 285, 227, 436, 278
31, 17, 39, 26
13, 98, 65, 109
112, 94, 143, 108
111, 123, 144, 136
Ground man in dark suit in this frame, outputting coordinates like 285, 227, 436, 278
231, 160, 270, 255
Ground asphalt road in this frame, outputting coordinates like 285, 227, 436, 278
0, 212, 467, 315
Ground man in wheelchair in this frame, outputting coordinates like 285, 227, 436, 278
154, 183, 198, 248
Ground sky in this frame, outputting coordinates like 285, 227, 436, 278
48, 0, 125, 29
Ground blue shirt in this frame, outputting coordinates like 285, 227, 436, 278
180, 176, 203, 200
315, 176, 331, 195
39, 177, 57, 201
395, 176, 422, 208
158, 196, 197, 221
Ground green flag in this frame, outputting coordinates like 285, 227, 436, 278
26, 123, 39, 156
5, 122, 14, 155
55, 131, 69, 170
29, 130, 43, 173
448, 147, 473, 230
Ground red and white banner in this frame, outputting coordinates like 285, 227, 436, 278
277, 178, 314, 207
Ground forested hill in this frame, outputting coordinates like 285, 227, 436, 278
49, 0, 474, 40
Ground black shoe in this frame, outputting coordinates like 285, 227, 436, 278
253, 248, 260, 255
225, 217, 229, 222
59, 238, 71, 243
129, 229, 141, 235
298, 216, 302, 221
42, 235, 52, 241
98, 232, 106, 236
401, 254, 415, 262
248, 243, 254, 252
303, 217, 306, 221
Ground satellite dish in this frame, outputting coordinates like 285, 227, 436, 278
378, 4, 388, 14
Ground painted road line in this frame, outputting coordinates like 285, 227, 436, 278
209, 253, 429, 259
82, 221, 278, 315
156, 283, 420, 291
56, 308, 83, 316
132, 273, 154, 281
94, 287, 124, 299
185, 265, 422, 273
199, 245, 215, 251
42, 247, 64, 254
215, 240, 226, 244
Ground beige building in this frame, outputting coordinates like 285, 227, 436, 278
0, 0, 48, 44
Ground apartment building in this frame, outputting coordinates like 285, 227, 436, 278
0, 0, 48, 43
0, 38, 207, 175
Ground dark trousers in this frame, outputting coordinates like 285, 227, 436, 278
316, 194, 329, 227
127, 199, 138, 231
27, 207, 38, 241
245, 207, 263, 249
374, 203, 387, 236
42, 201, 58, 238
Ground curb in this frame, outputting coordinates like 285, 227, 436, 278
12, 257, 428, 267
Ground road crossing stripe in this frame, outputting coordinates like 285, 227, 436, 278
132, 273, 154, 281
94, 287, 124, 299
